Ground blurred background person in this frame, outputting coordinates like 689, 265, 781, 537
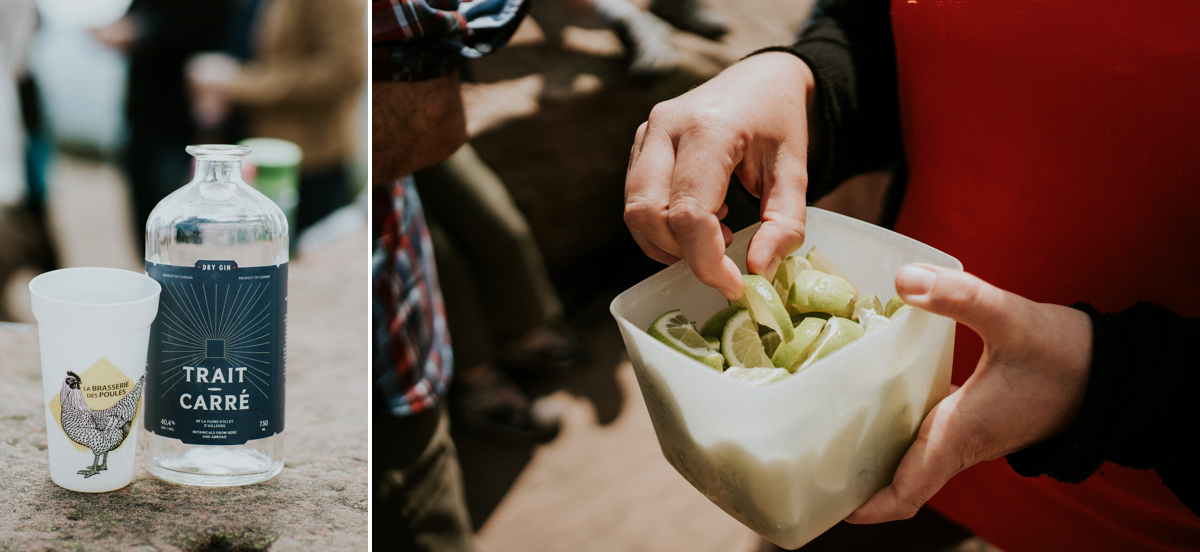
186, 0, 366, 243
1, 0, 365, 323
413, 142, 583, 441
92, 0, 234, 252
0, 0, 58, 322
550, 0, 728, 77
372, 0, 563, 547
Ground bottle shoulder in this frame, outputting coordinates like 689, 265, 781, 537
147, 182, 288, 231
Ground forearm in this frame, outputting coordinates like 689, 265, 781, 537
371, 73, 466, 184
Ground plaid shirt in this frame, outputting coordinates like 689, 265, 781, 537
372, 0, 527, 416
372, 0, 528, 81
373, 177, 451, 417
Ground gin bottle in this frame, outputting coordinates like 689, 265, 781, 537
143, 145, 287, 486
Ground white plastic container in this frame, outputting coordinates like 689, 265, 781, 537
610, 207, 961, 549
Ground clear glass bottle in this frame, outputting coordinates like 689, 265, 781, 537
142, 145, 287, 486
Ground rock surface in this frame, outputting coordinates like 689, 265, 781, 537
0, 207, 367, 550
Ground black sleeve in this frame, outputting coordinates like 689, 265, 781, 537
752, 0, 901, 200
1006, 302, 1200, 516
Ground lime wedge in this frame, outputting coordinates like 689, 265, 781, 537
884, 296, 907, 317
737, 274, 794, 343
699, 305, 741, 340
773, 255, 813, 294
796, 316, 865, 371
805, 246, 856, 290
723, 367, 792, 386
770, 315, 827, 371
648, 309, 725, 371
852, 293, 883, 322
788, 269, 857, 318
861, 313, 891, 333
720, 309, 774, 368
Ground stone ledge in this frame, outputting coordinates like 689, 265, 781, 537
0, 230, 367, 551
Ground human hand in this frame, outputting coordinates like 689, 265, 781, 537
186, 53, 241, 130
91, 15, 139, 53
845, 264, 1093, 524
624, 52, 816, 299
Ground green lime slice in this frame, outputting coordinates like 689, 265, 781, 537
648, 309, 725, 371
770, 315, 827, 371
861, 312, 891, 333
699, 305, 741, 340
805, 246, 856, 291
738, 274, 794, 343
796, 316, 865, 371
853, 293, 883, 322
720, 309, 774, 369
773, 254, 813, 292
788, 269, 857, 318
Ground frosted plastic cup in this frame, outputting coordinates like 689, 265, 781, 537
29, 267, 161, 492
610, 207, 962, 549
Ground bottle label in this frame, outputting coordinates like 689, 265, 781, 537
145, 260, 286, 445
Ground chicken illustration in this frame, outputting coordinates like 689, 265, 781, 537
58, 371, 144, 478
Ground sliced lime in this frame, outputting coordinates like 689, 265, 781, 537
648, 309, 725, 371
771, 316, 827, 371
720, 309, 774, 369
788, 269, 857, 318
805, 246, 856, 291
853, 293, 883, 322
738, 274, 794, 343
699, 305, 741, 340
884, 296, 907, 317
773, 255, 812, 294
861, 313, 891, 333
797, 316, 865, 371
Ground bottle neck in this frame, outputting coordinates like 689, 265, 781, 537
194, 158, 243, 185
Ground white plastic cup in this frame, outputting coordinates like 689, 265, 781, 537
29, 267, 161, 492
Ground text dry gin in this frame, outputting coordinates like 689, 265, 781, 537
143, 144, 287, 486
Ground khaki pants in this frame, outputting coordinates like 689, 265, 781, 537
374, 405, 476, 552
414, 143, 564, 369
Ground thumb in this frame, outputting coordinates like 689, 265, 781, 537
845, 390, 967, 523
894, 263, 1019, 342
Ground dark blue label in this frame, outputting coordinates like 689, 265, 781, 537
145, 260, 287, 445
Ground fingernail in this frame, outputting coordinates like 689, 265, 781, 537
897, 265, 936, 296
719, 287, 739, 301
765, 256, 783, 281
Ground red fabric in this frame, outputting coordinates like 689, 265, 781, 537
889, 1, 1200, 550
